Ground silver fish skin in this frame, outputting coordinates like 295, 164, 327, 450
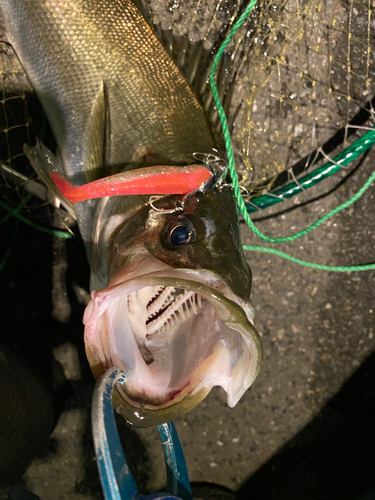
1, 0, 263, 426
0, 0, 215, 176
0, 0, 216, 248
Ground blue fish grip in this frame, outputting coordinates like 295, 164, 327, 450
91, 367, 192, 500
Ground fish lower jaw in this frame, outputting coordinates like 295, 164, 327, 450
84, 265, 263, 426
112, 341, 230, 428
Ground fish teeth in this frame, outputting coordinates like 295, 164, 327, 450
147, 286, 165, 306
146, 290, 205, 335
136, 286, 164, 310
179, 304, 186, 320
190, 296, 197, 314
147, 286, 174, 317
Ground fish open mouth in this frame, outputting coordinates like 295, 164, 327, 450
84, 257, 262, 426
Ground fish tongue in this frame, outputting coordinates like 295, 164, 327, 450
163, 316, 193, 389
127, 361, 172, 399
144, 305, 203, 390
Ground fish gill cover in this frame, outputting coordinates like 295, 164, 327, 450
1, 0, 375, 198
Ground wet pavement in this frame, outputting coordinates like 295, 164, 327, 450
1, 141, 374, 499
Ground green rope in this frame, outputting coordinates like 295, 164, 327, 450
0, 199, 24, 224
209, 0, 375, 272
0, 219, 20, 273
243, 245, 375, 272
245, 169, 375, 244
209, 0, 258, 231
0, 199, 73, 239
245, 130, 375, 214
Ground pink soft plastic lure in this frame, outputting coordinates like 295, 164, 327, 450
50, 164, 212, 203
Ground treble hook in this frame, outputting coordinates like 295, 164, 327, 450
149, 196, 185, 214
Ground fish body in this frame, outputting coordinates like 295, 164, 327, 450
1, 0, 216, 250
1, 0, 262, 425
1, 0, 215, 175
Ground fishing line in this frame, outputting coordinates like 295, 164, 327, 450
209, 0, 375, 272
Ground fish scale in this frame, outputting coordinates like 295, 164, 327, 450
0, 0, 216, 193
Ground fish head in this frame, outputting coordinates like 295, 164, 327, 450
84, 183, 262, 427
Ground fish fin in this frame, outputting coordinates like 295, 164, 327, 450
24, 141, 76, 219
103, 82, 112, 172
83, 81, 108, 182
0, 5, 6, 39
0, 42, 34, 93
137, 0, 251, 135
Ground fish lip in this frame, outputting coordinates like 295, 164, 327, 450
84, 258, 262, 425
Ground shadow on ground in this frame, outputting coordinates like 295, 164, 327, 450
237, 350, 375, 500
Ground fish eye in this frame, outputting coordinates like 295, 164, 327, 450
165, 217, 197, 247
170, 225, 191, 245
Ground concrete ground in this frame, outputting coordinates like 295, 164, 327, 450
1, 140, 374, 499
